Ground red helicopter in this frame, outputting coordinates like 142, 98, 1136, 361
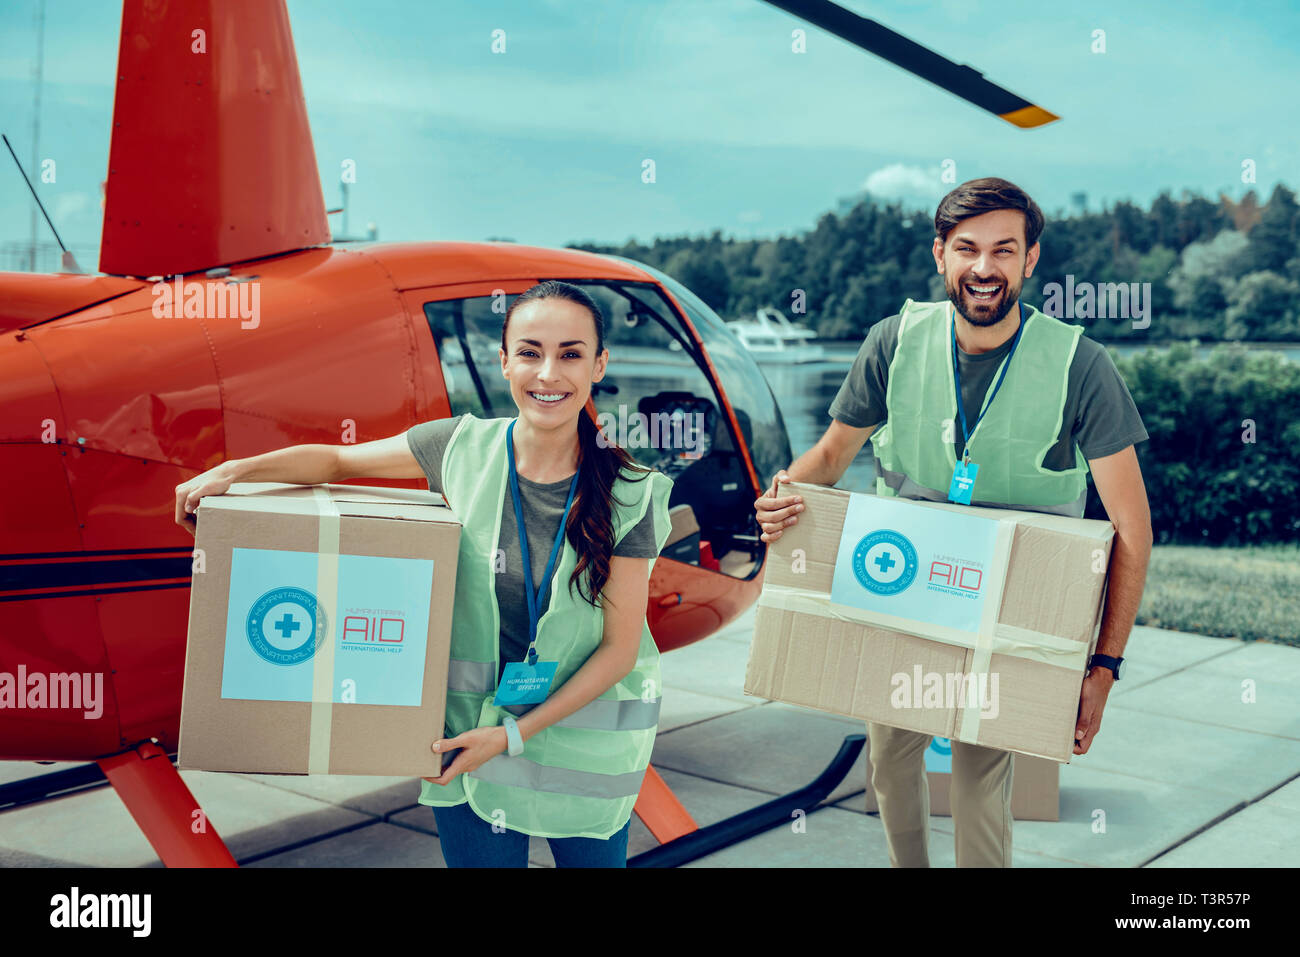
0, 0, 1057, 866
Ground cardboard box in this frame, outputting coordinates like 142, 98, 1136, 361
861, 734, 1060, 821
744, 482, 1114, 763
179, 482, 459, 776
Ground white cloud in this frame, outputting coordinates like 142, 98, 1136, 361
860, 163, 945, 205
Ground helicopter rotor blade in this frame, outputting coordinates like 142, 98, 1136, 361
759, 0, 1059, 128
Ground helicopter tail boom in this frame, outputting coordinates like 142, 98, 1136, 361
98, 0, 330, 277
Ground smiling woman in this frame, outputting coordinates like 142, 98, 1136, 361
403, 279, 675, 867
494, 281, 657, 604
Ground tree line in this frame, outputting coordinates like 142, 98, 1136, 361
570, 184, 1300, 342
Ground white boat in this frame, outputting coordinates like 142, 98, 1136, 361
726, 307, 826, 363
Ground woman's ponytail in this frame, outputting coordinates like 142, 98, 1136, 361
568, 406, 651, 607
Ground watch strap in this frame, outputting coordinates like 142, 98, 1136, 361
1089, 654, 1124, 679
502, 715, 524, 756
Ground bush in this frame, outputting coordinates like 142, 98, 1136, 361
1087, 344, 1300, 544
1224, 271, 1300, 340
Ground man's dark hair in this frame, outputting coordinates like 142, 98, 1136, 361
934, 177, 1045, 248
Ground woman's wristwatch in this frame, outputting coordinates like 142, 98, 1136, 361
502, 715, 525, 756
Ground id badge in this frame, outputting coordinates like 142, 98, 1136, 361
492, 660, 558, 706
948, 460, 978, 505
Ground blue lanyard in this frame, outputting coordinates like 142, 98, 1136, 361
506, 418, 579, 663
951, 302, 1026, 464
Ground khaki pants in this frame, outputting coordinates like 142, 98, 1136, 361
866, 722, 1014, 867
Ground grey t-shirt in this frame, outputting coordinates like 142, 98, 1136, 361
406, 414, 660, 681
828, 305, 1148, 492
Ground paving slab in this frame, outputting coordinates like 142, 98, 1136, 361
650, 700, 869, 804
657, 686, 758, 733
1108, 626, 1241, 697
707, 609, 759, 646
679, 804, 881, 867
1258, 777, 1300, 811
169, 770, 378, 865
658, 628, 759, 703
1065, 701, 1298, 801
831, 779, 1092, 867
1109, 643, 1300, 739
389, 801, 439, 835
895, 811, 1085, 868
245, 821, 446, 868
925, 763, 1245, 867
237, 772, 422, 817
662, 797, 1094, 867
0, 769, 370, 866
529, 764, 791, 866
1213, 640, 1300, 683
1145, 800, 1300, 868
0, 784, 184, 867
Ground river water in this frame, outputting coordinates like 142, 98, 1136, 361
759, 339, 1300, 495
760, 347, 874, 493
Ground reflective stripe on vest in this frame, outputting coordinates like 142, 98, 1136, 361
869, 299, 1090, 517
469, 753, 649, 798
447, 659, 495, 694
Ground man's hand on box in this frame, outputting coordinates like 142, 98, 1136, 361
1073, 669, 1114, 755
173, 463, 238, 537
423, 726, 508, 786
755, 469, 804, 543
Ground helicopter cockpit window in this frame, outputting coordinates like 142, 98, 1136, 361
423, 297, 515, 418
599, 259, 793, 505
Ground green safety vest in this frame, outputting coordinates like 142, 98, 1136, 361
869, 299, 1090, 517
419, 414, 674, 840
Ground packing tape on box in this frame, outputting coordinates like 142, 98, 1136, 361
758, 518, 1089, 744
308, 486, 341, 774
956, 518, 1015, 744
753, 588, 1089, 670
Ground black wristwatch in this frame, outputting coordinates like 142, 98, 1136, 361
1087, 654, 1125, 680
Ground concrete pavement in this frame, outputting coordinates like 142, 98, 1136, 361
1, 608, 1296, 867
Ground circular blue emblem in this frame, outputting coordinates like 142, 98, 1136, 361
851, 529, 918, 596
930, 737, 952, 757
246, 586, 328, 666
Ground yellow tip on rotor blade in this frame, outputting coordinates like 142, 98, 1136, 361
999, 104, 1060, 128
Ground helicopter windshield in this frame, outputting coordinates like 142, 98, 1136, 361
603, 257, 792, 495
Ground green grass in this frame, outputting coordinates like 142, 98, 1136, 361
1138, 542, 1300, 646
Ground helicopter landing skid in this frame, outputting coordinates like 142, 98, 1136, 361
628, 733, 865, 868
98, 742, 238, 867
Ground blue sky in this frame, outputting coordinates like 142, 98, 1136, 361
1, 0, 1297, 267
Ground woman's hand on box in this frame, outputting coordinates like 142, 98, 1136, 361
173, 463, 237, 536
754, 469, 804, 543
423, 726, 508, 786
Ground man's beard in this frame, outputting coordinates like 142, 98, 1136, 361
945, 272, 1021, 327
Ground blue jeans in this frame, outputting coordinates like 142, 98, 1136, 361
431, 800, 631, 868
